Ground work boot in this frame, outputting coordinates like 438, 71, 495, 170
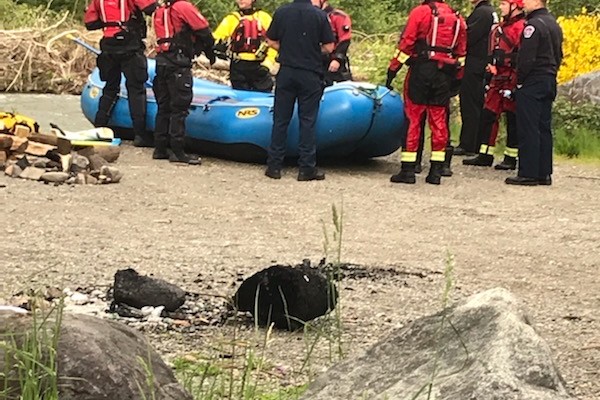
265, 167, 282, 179
494, 155, 517, 170
441, 145, 454, 177
168, 141, 200, 165
390, 162, 416, 184
133, 133, 154, 148
463, 154, 493, 167
153, 135, 169, 160
152, 147, 169, 160
425, 161, 443, 185
297, 168, 325, 181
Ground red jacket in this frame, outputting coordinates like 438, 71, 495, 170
389, 0, 467, 72
325, 6, 351, 62
154, 0, 210, 55
84, 0, 156, 38
488, 13, 525, 78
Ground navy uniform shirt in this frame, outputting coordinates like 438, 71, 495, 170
517, 7, 563, 85
267, 0, 335, 74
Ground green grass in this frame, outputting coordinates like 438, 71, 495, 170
555, 126, 600, 159
1, 301, 64, 400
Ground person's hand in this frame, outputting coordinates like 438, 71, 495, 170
501, 89, 512, 99
258, 65, 270, 77
214, 42, 228, 60
205, 49, 216, 66
385, 68, 398, 90
328, 60, 341, 73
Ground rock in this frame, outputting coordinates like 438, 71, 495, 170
100, 165, 123, 183
5, 164, 23, 178
41, 171, 70, 183
78, 146, 120, 163
87, 154, 108, 171
19, 167, 45, 181
75, 173, 86, 184
0, 313, 192, 400
234, 264, 337, 331
70, 154, 90, 173
302, 288, 574, 400
32, 157, 50, 169
558, 70, 600, 104
113, 268, 186, 312
85, 174, 98, 185
69, 292, 89, 305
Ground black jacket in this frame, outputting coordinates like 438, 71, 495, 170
465, 0, 496, 71
517, 8, 563, 84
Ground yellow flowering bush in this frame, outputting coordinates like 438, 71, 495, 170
557, 11, 600, 83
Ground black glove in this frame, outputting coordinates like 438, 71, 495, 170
258, 65, 270, 78
204, 48, 216, 65
385, 68, 398, 90
214, 42, 228, 60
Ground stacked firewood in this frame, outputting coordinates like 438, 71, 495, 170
0, 125, 122, 185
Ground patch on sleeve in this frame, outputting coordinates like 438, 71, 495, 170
523, 25, 536, 39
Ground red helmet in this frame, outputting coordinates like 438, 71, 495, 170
506, 0, 524, 8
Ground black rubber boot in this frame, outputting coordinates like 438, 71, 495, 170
169, 141, 201, 165
463, 154, 494, 167
441, 145, 454, 177
425, 161, 443, 185
494, 155, 517, 170
152, 135, 169, 160
133, 133, 154, 148
390, 162, 416, 184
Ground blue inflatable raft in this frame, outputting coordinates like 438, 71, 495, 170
80, 59, 405, 162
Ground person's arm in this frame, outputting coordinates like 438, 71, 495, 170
517, 22, 540, 84
83, 1, 103, 31
321, 42, 334, 54
266, 10, 282, 52
319, 12, 335, 54
467, 6, 495, 51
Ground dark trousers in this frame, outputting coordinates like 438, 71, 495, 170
230, 60, 273, 92
458, 65, 485, 153
516, 76, 556, 178
323, 59, 352, 87
153, 64, 193, 151
95, 51, 148, 137
267, 66, 324, 170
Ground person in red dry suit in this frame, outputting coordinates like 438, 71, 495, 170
152, 0, 216, 164
385, 0, 467, 185
463, 0, 525, 170
84, 0, 158, 147
312, 0, 353, 85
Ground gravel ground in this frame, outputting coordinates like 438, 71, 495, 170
1, 94, 599, 399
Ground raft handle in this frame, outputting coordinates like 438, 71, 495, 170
203, 96, 232, 112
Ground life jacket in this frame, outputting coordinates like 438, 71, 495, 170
96, 0, 143, 39
0, 112, 39, 135
419, 2, 462, 65
154, 2, 194, 59
230, 11, 265, 54
488, 14, 525, 69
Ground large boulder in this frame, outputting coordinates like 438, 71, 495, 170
0, 313, 192, 400
302, 288, 574, 400
558, 70, 600, 104
234, 264, 337, 331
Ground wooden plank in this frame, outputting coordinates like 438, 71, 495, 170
25, 141, 56, 157
0, 135, 13, 150
8, 136, 28, 153
29, 132, 58, 146
14, 125, 31, 138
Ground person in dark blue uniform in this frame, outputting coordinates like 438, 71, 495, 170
264, 0, 335, 181
505, 0, 562, 186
